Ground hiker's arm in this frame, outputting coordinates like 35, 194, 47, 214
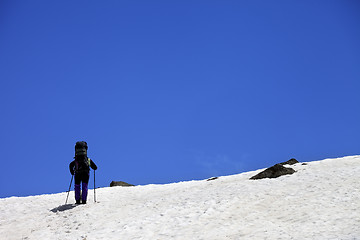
69, 161, 75, 175
90, 159, 98, 170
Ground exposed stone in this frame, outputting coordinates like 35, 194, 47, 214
110, 181, 135, 187
207, 177, 218, 181
250, 164, 295, 180
279, 158, 299, 165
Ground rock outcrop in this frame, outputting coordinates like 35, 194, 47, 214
110, 181, 135, 187
250, 158, 299, 180
279, 158, 299, 166
207, 177, 218, 181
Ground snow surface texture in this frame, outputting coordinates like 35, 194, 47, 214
0, 156, 359, 240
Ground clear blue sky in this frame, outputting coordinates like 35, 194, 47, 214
1, 1, 359, 198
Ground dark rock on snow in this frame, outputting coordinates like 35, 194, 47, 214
279, 158, 299, 165
207, 177, 218, 181
110, 181, 135, 187
250, 158, 299, 180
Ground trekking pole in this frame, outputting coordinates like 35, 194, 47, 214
65, 174, 74, 205
94, 170, 96, 202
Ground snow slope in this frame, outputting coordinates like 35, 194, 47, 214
0, 156, 359, 240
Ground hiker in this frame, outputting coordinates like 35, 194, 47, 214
69, 141, 97, 204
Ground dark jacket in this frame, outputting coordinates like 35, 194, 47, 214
69, 158, 97, 175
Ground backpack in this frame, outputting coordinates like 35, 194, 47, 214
75, 141, 88, 156
74, 141, 90, 173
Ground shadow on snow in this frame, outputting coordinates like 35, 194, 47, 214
50, 204, 78, 213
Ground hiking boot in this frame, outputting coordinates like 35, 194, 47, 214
76, 200, 81, 204
81, 200, 86, 204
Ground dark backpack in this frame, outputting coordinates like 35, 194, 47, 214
75, 141, 88, 156
74, 141, 90, 173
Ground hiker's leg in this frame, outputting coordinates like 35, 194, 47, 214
81, 172, 90, 203
74, 174, 81, 203
82, 182, 88, 203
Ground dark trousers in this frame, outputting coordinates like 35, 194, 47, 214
74, 171, 90, 202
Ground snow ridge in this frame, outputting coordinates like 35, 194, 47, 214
1, 156, 359, 240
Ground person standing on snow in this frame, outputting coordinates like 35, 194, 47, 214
69, 141, 97, 204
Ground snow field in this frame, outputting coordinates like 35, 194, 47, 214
0, 156, 359, 240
